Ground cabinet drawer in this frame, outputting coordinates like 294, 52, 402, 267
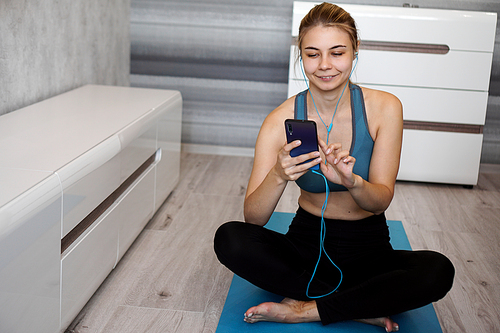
61, 154, 158, 328
61, 200, 119, 329
117, 165, 156, 260
62, 129, 157, 237
288, 45, 493, 93
155, 98, 182, 208
355, 50, 493, 92
398, 129, 483, 185
361, 85, 488, 125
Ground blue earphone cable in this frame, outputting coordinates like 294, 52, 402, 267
298, 53, 358, 298
307, 170, 343, 298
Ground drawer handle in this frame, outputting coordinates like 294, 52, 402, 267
61, 152, 158, 254
403, 120, 483, 134
360, 40, 450, 54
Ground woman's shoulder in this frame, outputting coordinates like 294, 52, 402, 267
359, 86, 402, 140
262, 95, 296, 128
359, 86, 402, 118
253, 95, 296, 157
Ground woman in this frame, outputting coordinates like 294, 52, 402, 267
214, 3, 454, 332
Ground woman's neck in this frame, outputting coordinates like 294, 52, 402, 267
307, 82, 351, 118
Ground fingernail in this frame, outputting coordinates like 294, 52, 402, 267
334, 159, 338, 164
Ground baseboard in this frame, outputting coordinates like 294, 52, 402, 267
182, 143, 255, 157
479, 163, 500, 174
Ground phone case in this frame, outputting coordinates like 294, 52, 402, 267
285, 119, 319, 170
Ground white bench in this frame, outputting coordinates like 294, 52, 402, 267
0, 85, 182, 332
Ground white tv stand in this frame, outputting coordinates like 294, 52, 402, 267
0, 85, 182, 332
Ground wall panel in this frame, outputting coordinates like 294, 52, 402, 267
0, 0, 130, 116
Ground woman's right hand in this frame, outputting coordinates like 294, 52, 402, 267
244, 100, 319, 225
274, 140, 321, 182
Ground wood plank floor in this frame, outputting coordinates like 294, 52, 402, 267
65, 152, 500, 333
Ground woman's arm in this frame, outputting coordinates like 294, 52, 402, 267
244, 108, 321, 225
319, 90, 403, 215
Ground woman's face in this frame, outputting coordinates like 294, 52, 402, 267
300, 25, 356, 92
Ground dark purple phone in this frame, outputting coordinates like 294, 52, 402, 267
285, 119, 320, 171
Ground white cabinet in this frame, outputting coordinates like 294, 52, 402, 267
0, 172, 61, 333
0, 85, 182, 332
289, 2, 497, 185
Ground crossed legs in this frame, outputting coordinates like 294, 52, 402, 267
214, 220, 454, 331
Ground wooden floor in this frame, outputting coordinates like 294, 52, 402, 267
65, 152, 500, 333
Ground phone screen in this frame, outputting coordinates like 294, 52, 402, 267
285, 119, 319, 170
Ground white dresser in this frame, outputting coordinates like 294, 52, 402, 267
289, 2, 497, 185
0, 85, 182, 332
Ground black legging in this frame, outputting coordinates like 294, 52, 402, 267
214, 207, 454, 325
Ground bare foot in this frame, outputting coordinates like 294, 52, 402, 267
244, 298, 320, 324
355, 317, 399, 332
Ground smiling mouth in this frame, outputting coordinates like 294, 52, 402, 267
317, 74, 337, 80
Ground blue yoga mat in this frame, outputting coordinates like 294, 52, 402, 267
216, 212, 443, 333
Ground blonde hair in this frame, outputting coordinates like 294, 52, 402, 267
297, 2, 358, 60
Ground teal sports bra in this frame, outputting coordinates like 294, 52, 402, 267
294, 84, 374, 193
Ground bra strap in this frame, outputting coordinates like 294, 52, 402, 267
294, 90, 308, 120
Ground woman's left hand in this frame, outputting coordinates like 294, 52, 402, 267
318, 137, 357, 188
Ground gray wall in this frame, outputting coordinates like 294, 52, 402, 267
130, 0, 500, 164
0, 0, 131, 116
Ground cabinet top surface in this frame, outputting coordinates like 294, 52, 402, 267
0, 85, 181, 208
0, 85, 179, 170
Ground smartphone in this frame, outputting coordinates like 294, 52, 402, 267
285, 119, 320, 170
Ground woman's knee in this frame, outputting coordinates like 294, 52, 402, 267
418, 251, 455, 300
213, 221, 247, 264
